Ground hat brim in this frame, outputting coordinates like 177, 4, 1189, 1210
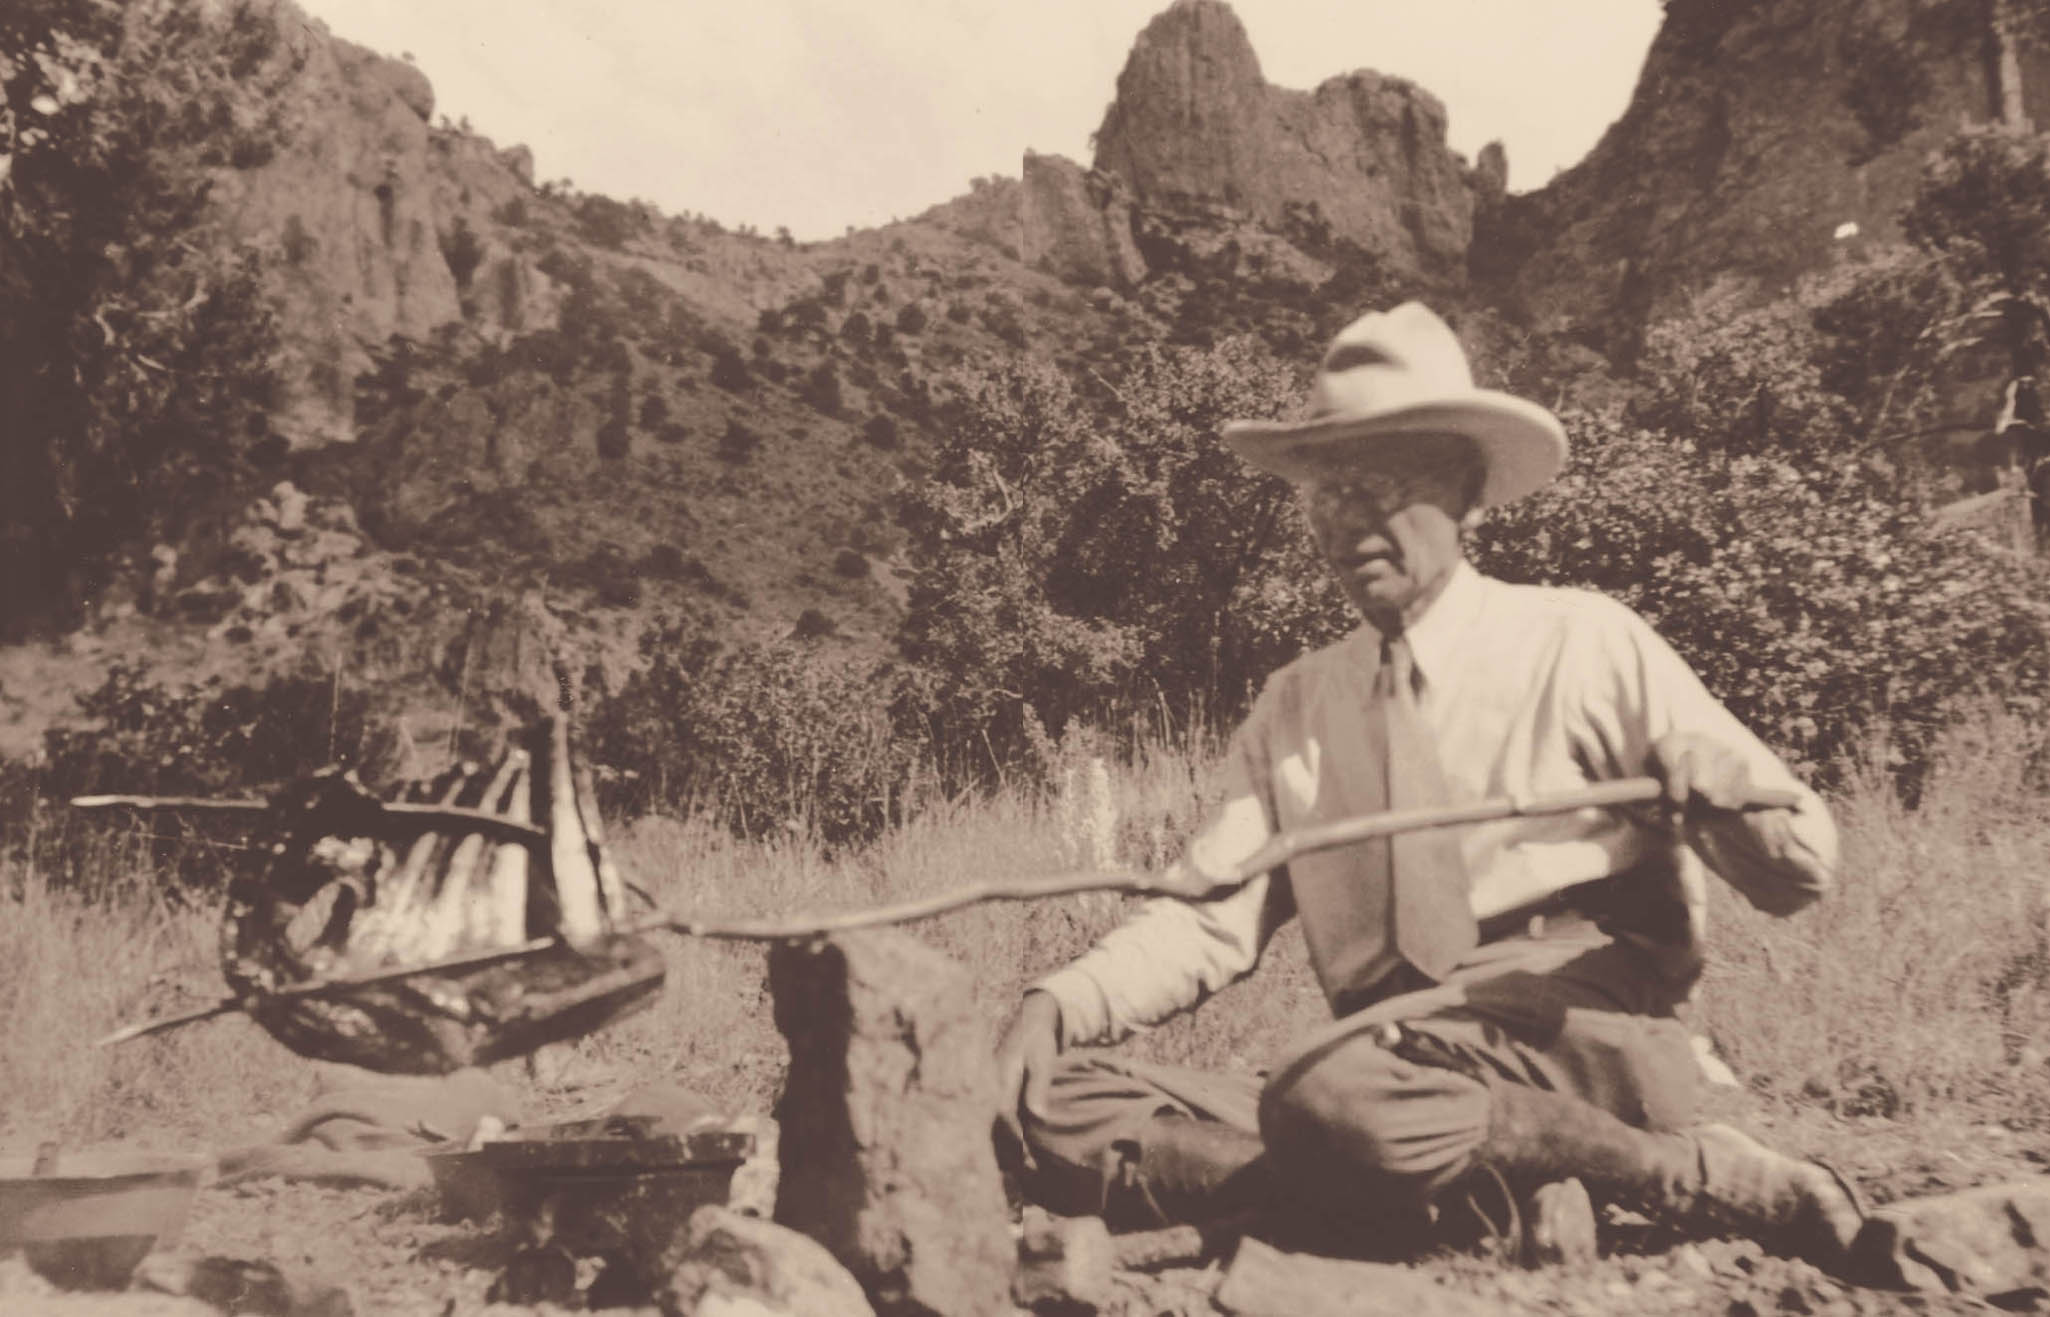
1221, 393, 1567, 508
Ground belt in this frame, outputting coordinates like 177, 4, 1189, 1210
1475, 875, 1622, 944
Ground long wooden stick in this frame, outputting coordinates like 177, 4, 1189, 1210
94, 776, 1793, 1048
69, 794, 547, 843
635, 776, 1794, 940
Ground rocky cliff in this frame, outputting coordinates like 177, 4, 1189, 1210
204, 0, 552, 445
1088, 0, 1489, 283
1491, 0, 2050, 355
1018, 152, 1149, 289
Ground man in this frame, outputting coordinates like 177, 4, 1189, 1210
992, 302, 1863, 1266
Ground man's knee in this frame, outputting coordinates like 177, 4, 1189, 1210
1259, 1030, 1490, 1195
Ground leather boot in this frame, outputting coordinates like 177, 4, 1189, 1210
1476, 1082, 1864, 1270
1101, 1116, 1271, 1232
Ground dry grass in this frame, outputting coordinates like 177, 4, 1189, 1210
5, 712, 2049, 1155
1697, 711, 2050, 1123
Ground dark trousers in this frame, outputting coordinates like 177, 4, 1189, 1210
1021, 917, 1702, 1217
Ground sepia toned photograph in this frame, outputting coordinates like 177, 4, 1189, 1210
3, 1, 2048, 1311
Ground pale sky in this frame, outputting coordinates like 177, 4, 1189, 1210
294, 0, 1663, 241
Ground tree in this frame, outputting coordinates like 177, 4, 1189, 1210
802, 362, 842, 415
596, 373, 631, 460
1, 0, 289, 636
1903, 124, 2050, 388
439, 215, 484, 291
895, 338, 1343, 760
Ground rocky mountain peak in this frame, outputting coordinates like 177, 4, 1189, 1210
1092, 0, 1268, 208
1492, 0, 2050, 355
1089, 0, 1482, 281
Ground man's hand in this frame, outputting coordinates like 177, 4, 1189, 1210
992, 990, 1063, 1169
1647, 730, 1763, 822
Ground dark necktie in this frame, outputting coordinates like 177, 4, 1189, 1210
1378, 634, 1477, 982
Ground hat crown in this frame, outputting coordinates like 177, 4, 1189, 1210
1307, 302, 1476, 424
1219, 299, 1567, 507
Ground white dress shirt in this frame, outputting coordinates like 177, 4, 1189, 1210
1034, 563, 1837, 1047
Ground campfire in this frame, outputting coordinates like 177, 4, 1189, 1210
81, 708, 665, 1075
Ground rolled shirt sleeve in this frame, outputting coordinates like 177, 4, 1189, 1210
1031, 701, 1296, 1048
1575, 596, 1837, 914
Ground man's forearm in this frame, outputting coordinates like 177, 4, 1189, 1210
1028, 867, 1274, 1047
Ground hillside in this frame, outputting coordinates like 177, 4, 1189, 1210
2, 0, 2040, 766
0, 0, 1489, 758
1487, 0, 2050, 356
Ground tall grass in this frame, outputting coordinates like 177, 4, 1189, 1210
4, 711, 2048, 1153
1697, 710, 2050, 1123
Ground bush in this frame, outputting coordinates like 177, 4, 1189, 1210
792, 608, 838, 639
1630, 277, 1855, 456
861, 414, 899, 449
711, 347, 752, 392
439, 216, 485, 291
895, 302, 928, 334
644, 542, 688, 578
719, 417, 760, 464
586, 627, 919, 845
575, 194, 641, 250
27, 660, 398, 898
1472, 412, 2050, 785
802, 363, 843, 416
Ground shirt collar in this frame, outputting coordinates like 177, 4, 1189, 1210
1366, 560, 1484, 691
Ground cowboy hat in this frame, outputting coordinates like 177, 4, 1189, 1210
1221, 302, 1567, 507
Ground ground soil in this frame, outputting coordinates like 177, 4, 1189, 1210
3, 1089, 2047, 1316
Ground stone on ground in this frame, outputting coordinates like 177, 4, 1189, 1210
1851, 1175, 2050, 1294
661, 1205, 875, 1317
1216, 1237, 1504, 1317
1012, 1208, 1115, 1313
769, 930, 1013, 1316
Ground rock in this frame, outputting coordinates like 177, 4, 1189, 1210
279, 528, 362, 570
769, 931, 1014, 1316
1091, 0, 1477, 280
272, 482, 309, 535
202, 1, 528, 445
660, 1205, 875, 1317
497, 143, 535, 185
1019, 151, 1148, 289
1471, 141, 1508, 210
1215, 1237, 1500, 1316
136, 1254, 354, 1316
1493, 0, 2050, 354
372, 56, 434, 122
1013, 1209, 1116, 1313
1525, 1177, 1597, 1267
1674, 1244, 1715, 1279
1851, 1175, 2050, 1294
